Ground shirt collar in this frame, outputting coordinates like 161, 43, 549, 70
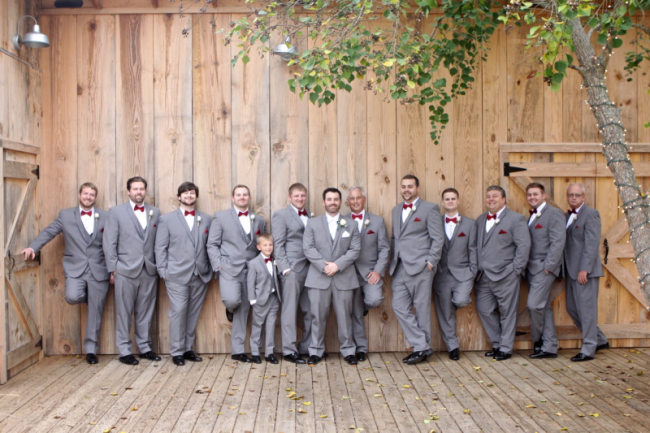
234, 206, 249, 215
129, 200, 144, 210
574, 203, 585, 213
352, 209, 365, 218
534, 202, 547, 214
404, 197, 420, 208
79, 206, 94, 215
445, 212, 459, 222
261, 253, 271, 260
326, 213, 340, 223
291, 204, 306, 215
489, 206, 506, 219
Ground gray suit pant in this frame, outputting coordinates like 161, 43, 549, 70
308, 283, 356, 357
566, 276, 608, 357
433, 271, 473, 352
165, 275, 208, 356
351, 272, 384, 353
527, 271, 558, 354
391, 263, 435, 353
65, 269, 110, 354
280, 267, 312, 355
115, 268, 158, 357
250, 295, 280, 356
219, 270, 250, 354
475, 272, 520, 355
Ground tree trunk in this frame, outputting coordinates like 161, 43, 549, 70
569, 18, 650, 309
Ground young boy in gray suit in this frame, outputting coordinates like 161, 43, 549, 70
247, 233, 281, 364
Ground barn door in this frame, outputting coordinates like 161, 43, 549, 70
0, 140, 42, 384
499, 143, 650, 343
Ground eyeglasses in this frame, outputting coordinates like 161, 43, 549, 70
567, 194, 584, 198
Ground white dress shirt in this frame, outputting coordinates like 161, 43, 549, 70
327, 213, 340, 240
182, 208, 195, 230
444, 213, 459, 240
236, 207, 251, 234
292, 204, 309, 227
486, 207, 505, 233
528, 201, 546, 227
402, 197, 420, 223
566, 202, 585, 228
130, 200, 147, 230
79, 207, 95, 235
351, 209, 365, 233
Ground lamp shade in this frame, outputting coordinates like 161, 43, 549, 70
273, 38, 298, 62
22, 24, 50, 48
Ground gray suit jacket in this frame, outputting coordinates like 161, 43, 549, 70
155, 208, 213, 285
103, 202, 161, 278
29, 207, 109, 281
564, 205, 604, 279
207, 208, 266, 277
247, 254, 281, 306
271, 205, 311, 273
303, 214, 361, 290
527, 205, 566, 277
344, 212, 390, 280
388, 199, 445, 276
435, 215, 477, 283
475, 207, 531, 282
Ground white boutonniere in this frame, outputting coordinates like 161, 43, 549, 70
457, 215, 461, 222
273, 260, 277, 267
94, 213, 99, 220
310, 212, 315, 218
495, 218, 501, 225
250, 214, 256, 222
197, 215, 202, 226
411, 205, 417, 214
364, 219, 370, 227
148, 210, 153, 220
337, 219, 347, 229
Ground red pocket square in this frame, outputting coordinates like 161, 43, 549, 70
100, 227, 104, 232
458, 232, 466, 237
414, 218, 421, 222
204, 228, 209, 234
255, 229, 261, 235
498, 229, 507, 234
575, 225, 579, 229
153, 224, 157, 228
535, 224, 543, 229
367, 230, 375, 235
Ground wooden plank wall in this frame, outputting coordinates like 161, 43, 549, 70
37, 12, 650, 355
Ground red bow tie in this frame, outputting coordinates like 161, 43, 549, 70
264, 257, 273, 263
238, 211, 249, 217
81, 210, 92, 217
134, 205, 145, 212
352, 214, 363, 220
403, 203, 413, 210
487, 214, 497, 221
446, 217, 457, 224
568, 209, 577, 215
298, 209, 307, 217
529, 209, 537, 215
184, 210, 195, 216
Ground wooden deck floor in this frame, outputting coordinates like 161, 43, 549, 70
1, 349, 650, 432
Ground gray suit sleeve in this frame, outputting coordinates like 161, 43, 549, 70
154, 217, 170, 279
247, 261, 258, 302
373, 219, 390, 276
271, 212, 291, 272
28, 212, 64, 253
103, 209, 119, 273
543, 209, 566, 272
512, 215, 532, 276
579, 210, 601, 273
468, 221, 478, 277
425, 204, 445, 270
334, 224, 361, 271
303, 220, 326, 273
207, 213, 223, 272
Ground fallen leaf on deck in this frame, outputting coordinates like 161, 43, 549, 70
239, 412, 245, 415
577, 414, 585, 417
473, 366, 481, 371
216, 412, 222, 415
374, 394, 382, 397
320, 415, 328, 418
298, 408, 308, 414
110, 393, 118, 396
342, 396, 350, 399
303, 402, 312, 406
89, 422, 97, 425
402, 384, 411, 388
424, 419, 431, 424
556, 412, 562, 416
553, 382, 561, 386
525, 405, 537, 409
637, 371, 644, 376
463, 409, 470, 414
229, 406, 237, 409
590, 413, 599, 417
131, 407, 138, 411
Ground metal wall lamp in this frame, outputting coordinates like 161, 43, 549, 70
13, 15, 50, 50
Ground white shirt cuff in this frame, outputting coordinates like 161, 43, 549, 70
282, 269, 290, 275
250, 300, 257, 306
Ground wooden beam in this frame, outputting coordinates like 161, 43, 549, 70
3, 161, 38, 180
6, 278, 39, 341
516, 323, 650, 340
509, 175, 560, 209
5, 178, 37, 257
151, 0, 158, 7
501, 143, 650, 153
602, 215, 631, 245
5, 254, 40, 274
0, 147, 6, 384
604, 258, 650, 310
90, 0, 103, 8
0, 138, 41, 155
6, 337, 41, 370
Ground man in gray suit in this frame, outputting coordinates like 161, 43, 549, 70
475, 185, 531, 361
271, 183, 312, 364
344, 186, 390, 362
207, 184, 266, 363
433, 188, 477, 361
389, 174, 444, 365
155, 182, 213, 366
22, 182, 111, 365
526, 183, 565, 359
565, 183, 609, 362
303, 187, 361, 366
104, 176, 162, 365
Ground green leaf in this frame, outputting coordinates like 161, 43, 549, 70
566, 54, 573, 67
597, 33, 608, 46
612, 38, 623, 49
242, 55, 250, 65
309, 92, 318, 104
555, 61, 567, 74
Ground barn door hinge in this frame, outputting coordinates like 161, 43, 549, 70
31, 165, 39, 179
503, 163, 527, 177
604, 238, 609, 264
35, 336, 42, 349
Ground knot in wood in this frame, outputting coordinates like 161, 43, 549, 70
272, 142, 284, 153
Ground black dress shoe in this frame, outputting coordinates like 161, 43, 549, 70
494, 351, 512, 361
119, 355, 139, 365
139, 351, 161, 361
529, 351, 558, 359
86, 353, 99, 365
405, 351, 428, 365
231, 353, 253, 363
571, 353, 594, 362
172, 356, 185, 366
485, 348, 500, 357
307, 355, 322, 365
301, 352, 328, 359
403, 352, 416, 362
533, 340, 543, 354
183, 350, 203, 362
251, 355, 262, 364
284, 353, 306, 364
226, 307, 233, 323
355, 352, 367, 362
344, 355, 358, 365
449, 348, 460, 361
596, 342, 610, 352
363, 309, 369, 317
266, 354, 279, 364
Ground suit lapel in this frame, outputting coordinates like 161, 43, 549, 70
400, 202, 416, 234
74, 208, 92, 244
127, 203, 146, 240
332, 216, 345, 251
321, 216, 334, 248
90, 210, 100, 244
360, 213, 368, 239
143, 205, 153, 242
288, 205, 304, 229
448, 217, 462, 249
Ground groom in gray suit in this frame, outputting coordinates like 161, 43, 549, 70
475, 185, 530, 361
155, 182, 213, 366
207, 184, 266, 363
22, 182, 111, 365
433, 188, 477, 361
271, 183, 312, 364
565, 183, 609, 362
303, 187, 361, 366
526, 183, 565, 359
389, 174, 444, 365
104, 176, 162, 365
344, 186, 390, 362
